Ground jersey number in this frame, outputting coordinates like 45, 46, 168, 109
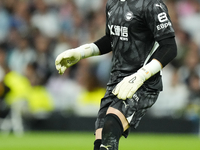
158, 12, 168, 22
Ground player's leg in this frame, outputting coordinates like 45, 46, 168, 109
95, 107, 129, 139
94, 128, 102, 150
107, 107, 129, 130
94, 98, 110, 150
99, 107, 129, 150
95, 128, 102, 140
94, 95, 130, 150
99, 86, 160, 150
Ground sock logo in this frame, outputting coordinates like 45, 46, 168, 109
100, 144, 111, 150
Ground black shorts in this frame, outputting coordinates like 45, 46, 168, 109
95, 85, 160, 137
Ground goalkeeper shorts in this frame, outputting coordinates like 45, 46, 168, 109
95, 85, 160, 137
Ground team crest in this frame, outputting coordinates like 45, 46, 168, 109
125, 11, 133, 21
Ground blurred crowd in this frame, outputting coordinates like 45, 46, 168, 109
0, 0, 200, 135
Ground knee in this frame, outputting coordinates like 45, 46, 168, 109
100, 114, 124, 150
102, 114, 123, 139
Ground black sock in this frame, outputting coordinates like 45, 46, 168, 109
94, 139, 102, 150
100, 114, 123, 150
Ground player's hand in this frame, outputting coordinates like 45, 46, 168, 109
112, 59, 162, 100
112, 73, 145, 100
55, 49, 81, 75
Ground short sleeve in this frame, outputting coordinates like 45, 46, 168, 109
144, 1, 175, 41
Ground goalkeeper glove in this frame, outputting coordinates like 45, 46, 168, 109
55, 43, 100, 74
112, 59, 162, 100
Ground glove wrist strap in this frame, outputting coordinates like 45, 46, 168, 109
137, 59, 162, 81
75, 43, 100, 59
137, 67, 152, 81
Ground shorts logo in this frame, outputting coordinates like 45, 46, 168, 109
125, 11, 134, 21
123, 101, 129, 108
132, 94, 139, 102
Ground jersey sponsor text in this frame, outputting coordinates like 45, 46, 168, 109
108, 24, 128, 41
157, 21, 172, 30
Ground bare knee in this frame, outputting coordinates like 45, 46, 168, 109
106, 107, 130, 131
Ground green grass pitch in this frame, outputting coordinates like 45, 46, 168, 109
0, 132, 199, 150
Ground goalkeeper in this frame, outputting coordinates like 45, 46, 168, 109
55, 0, 177, 150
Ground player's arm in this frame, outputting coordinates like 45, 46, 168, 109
152, 37, 177, 68
112, 37, 177, 100
55, 35, 112, 74
55, 2, 112, 75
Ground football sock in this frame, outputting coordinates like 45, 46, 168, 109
100, 114, 123, 150
94, 139, 102, 150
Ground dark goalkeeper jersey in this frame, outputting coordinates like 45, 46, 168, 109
106, 0, 175, 91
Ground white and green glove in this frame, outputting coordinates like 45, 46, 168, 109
112, 59, 162, 100
55, 43, 100, 74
